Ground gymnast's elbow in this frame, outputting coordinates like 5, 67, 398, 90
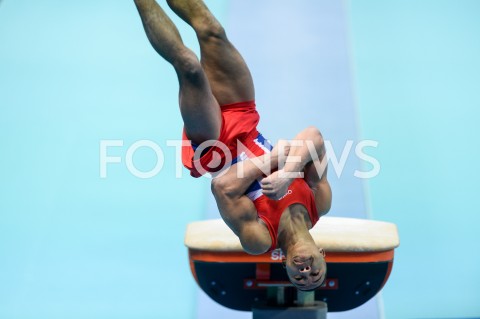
317, 194, 332, 217
303, 126, 324, 145
240, 236, 269, 255
318, 202, 331, 217
310, 180, 332, 218
239, 224, 271, 255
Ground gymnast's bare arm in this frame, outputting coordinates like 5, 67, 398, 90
210, 147, 283, 254
261, 126, 332, 216
211, 127, 331, 253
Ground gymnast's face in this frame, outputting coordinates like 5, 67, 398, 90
284, 246, 326, 291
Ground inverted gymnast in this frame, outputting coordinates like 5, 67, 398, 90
134, 0, 332, 291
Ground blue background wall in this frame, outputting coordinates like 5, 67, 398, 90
1, 1, 479, 319
0, 1, 211, 318
349, 1, 480, 318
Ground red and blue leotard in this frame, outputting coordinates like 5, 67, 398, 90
181, 100, 319, 251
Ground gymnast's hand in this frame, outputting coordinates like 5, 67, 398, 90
261, 140, 295, 200
260, 170, 291, 200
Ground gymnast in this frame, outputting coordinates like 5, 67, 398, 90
134, 0, 332, 291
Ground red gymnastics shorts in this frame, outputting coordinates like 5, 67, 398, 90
181, 100, 266, 178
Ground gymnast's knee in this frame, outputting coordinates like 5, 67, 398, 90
211, 176, 239, 199
173, 49, 204, 82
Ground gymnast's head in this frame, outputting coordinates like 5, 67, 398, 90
283, 245, 327, 291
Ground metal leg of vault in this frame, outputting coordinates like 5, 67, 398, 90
252, 288, 327, 319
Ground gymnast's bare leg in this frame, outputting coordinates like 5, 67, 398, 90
134, 0, 221, 145
165, 0, 255, 105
